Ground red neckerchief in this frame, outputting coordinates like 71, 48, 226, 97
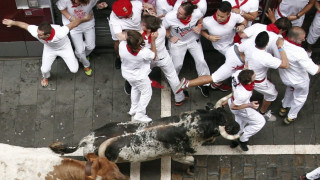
213, 12, 231, 25
167, 0, 176, 6
232, 0, 248, 9
142, 31, 151, 44
144, 0, 148, 2
285, 37, 302, 47
241, 82, 255, 91
71, 0, 81, 8
126, 44, 140, 56
45, 28, 55, 43
188, 0, 200, 4
234, 33, 242, 43
179, 15, 192, 25
266, 23, 280, 34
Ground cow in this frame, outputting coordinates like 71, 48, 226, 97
0, 143, 128, 180
50, 94, 239, 166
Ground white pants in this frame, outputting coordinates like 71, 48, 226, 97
254, 79, 278, 101
281, 80, 309, 119
70, 27, 96, 68
41, 43, 79, 78
211, 45, 244, 83
307, 167, 320, 180
169, 40, 210, 76
128, 77, 152, 117
228, 99, 266, 142
307, 12, 320, 45
151, 50, 185, 102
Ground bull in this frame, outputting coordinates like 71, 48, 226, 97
50, 94, 239, 166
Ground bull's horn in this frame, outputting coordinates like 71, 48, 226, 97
98, 137, 118, 158
214, 93, 232, 109
218, 126, 240, 140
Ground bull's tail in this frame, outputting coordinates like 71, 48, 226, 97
49, 142, 79, 155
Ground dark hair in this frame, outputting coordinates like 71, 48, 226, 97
218, 1, 232, 13
127, 30, 145, 53
287, 26, 305, 41
72, 0, 90, 5
181, 2, 198, 16
274, 17, 292, 32
238, 69, 254, 85
255, 31, 269, 49
38, 21, 52, 35
142, 15, 162, 32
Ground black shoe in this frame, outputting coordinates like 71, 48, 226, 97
197, 85, 209, 97
239, 140, 249, 151
124, 81, 131, 95
230, 140, 239, 148
115, 57, 121, 69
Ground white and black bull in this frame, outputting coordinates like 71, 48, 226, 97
50, 94, 239, 165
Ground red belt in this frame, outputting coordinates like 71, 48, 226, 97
254, 77, 265, 83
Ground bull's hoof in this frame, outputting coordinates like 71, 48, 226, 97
186, 165, 195, 176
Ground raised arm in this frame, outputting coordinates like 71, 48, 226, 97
2, 19, 29, 30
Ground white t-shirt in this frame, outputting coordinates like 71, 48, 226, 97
275, 0, 309, 27
109, 1, 143, 34
203, 12, 244, 53
142, 26, 167, 59
156, 0, 174, 17
239, 41, 281, 80
231, 70, 252, 105
27, 25, 71, 50
119, 41, 155, 80
223, 0, 259, 26
173, 0, 207, 16
279, 40, 319, 84
242, 23, 282, 58
163, 8, 203, 44
56, 0, 97, 31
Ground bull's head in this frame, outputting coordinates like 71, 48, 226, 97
211, 93, 240, 140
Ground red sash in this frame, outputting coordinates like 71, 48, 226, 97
126, 44, 140, 56
188, 0, 200, 4
179, 15, 192, 25
167, 0, 177, 6
213, 12, 230, 25
232, 0, 248, 9
285, 37, 302, 47
45, 28, 55, 43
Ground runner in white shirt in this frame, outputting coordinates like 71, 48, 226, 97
156, 0, 176, 18
228, 69, 265, 151
141, 15, 188, 105
239, 31, 289, 121
119, 30, 157, 122
306, 1, 320, 57
109, 0, 143, 69
278, 27, 320, 125
239, 17, 292, 58
173, 0, 207, 16
201, 1, 246, 55
2, 17, 91, 87
270, 0, 315, 27
223, 0, 258, 26
56, 0, 108, 76
163, 2, 211, 97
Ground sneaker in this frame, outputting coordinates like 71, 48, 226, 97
84, 67, 93, 76
175, 78, 189, 94
124, 81, 131, 95
128, 110, 136, 116
198, 85, 209, 97
238, 140, 249, 151
300, 174, 310, 180
134, 114, 152, 123
262, 110, 277, 122
283, 116, 295, 125
211, 83, 231, 92
279, 107, 289, 117
175, 91, 189, 106
230, 140, 239, 148
115, 57, 121, 69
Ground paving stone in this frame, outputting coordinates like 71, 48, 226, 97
244, 156, 255, 167
220, 167, 231, 180
34, 119, 54, 147
194, 167, 207, 180
294, 155, 305, 167
280, 172, 292, 180
2, 61, 21, 92
21, 59, 40, 78
19, 77, 38, 105
112, 69, 124, 90
93, 54, 114, 89
74, 89, 93, 118
0, 90, 19, 114
37, 90, 56, 121
255, 155, 268, 170
93, 89, 113, 129
273, 124, 294, 145
252, 122, 273, 145
313, 114, 320, 144
220, 156, 231, 168
112, 89, 131, 122
73, 117, 92, 144
207, 174, 219, 180
266, 166, 279, 179
278, 155, 293, 172
53, 104, 74, 141
141, 159, 161, 180
294, 127, 316, 144
231, 156, 243, 176
195, 156, 207, 167
255, 169, 267, 180
207, 156, 220, 175
304, 155, 317, 172
244, 166, 255, 179
55, 72, 75, 105
172, 173, 183, 180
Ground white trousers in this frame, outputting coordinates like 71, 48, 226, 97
254, 79, 278, 101
128, 77, 152, 117
307, 167, 320, 180
70, 27, 96, 68
282, 80, 309, 119
41, 43, 79, 78
211, 45, 244, 83
228, 99, 266, 142
169, 40, 210, 76
307, 12, 320, 45
151, 50, 185, 102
